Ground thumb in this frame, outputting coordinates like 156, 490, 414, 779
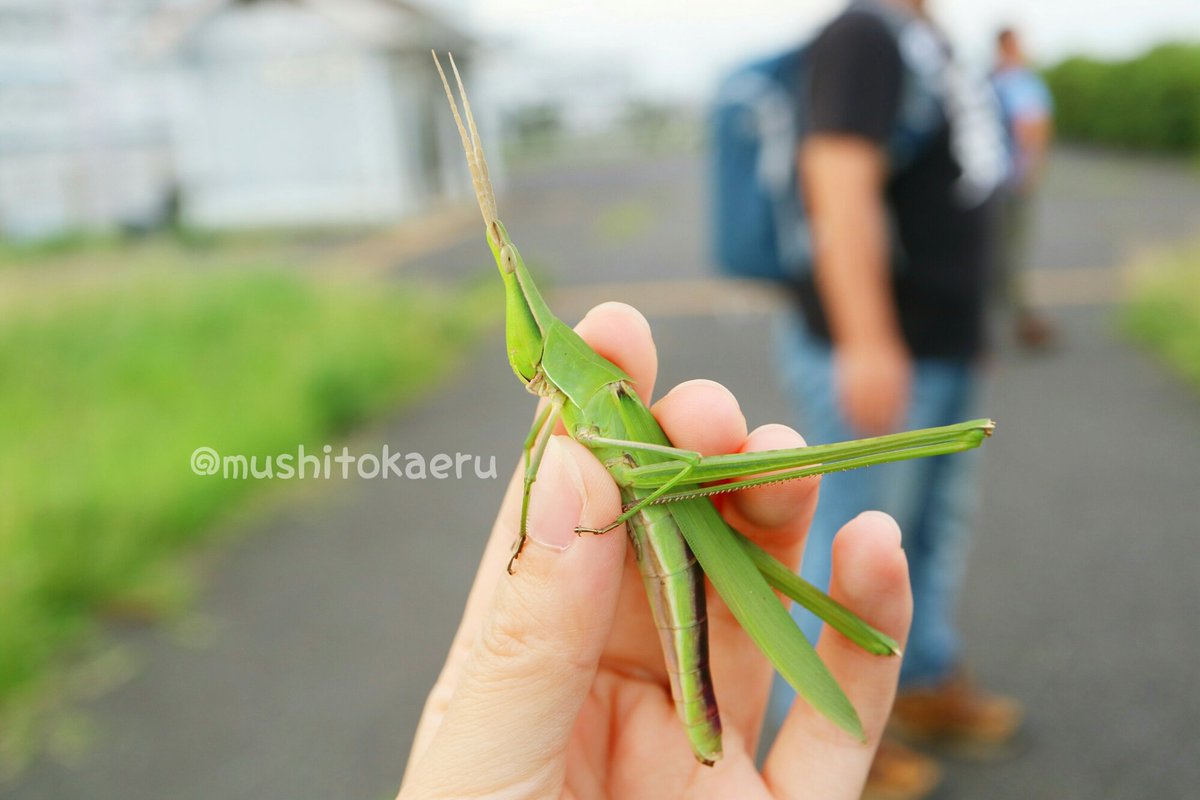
403, 436, 625, 798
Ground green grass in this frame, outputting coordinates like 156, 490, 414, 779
0, 264, 495, 714
1123, 246, 1200, 390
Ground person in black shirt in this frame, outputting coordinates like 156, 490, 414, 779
765, 2, 1024, 795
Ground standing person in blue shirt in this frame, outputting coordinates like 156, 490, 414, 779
992, 26, 1058, 349
762, 2, 1024, 797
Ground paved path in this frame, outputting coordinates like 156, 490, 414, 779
7, 149, 1200, 799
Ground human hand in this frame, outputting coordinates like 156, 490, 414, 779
834, 338, 912, 437
399, 303, 912, 800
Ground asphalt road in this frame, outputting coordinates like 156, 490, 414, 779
7, 147, 1200, 800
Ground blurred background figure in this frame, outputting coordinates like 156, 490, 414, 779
758, 1, 1020, 797
991, 26, 1058, 350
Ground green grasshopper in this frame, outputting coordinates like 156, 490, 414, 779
434, 53, 993, 765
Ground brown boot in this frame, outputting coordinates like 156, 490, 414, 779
889, 669, 1025, 759
861, 737, 943, 800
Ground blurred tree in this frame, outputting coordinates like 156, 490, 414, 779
1044, 44, 1200, 155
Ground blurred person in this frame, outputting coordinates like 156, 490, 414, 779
762, 1, 1023, 796
399, 303, 913, 799
992, 26, 1058, 349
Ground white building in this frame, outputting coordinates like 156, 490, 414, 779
0, 0, 174, 239
147, 0, 477, 229
0, 0, 482, 239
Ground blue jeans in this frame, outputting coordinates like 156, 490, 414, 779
763, 313, 983, 744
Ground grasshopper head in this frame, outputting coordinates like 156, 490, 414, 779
487, 221, 544, 388
434, 52, 546, 388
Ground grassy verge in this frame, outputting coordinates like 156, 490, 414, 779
0, 262, 495, 730
1123, 246, 1200, 390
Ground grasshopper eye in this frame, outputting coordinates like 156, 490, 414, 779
499, 245, 518, 274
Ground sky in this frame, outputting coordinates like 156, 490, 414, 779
468, 0, 1200, 101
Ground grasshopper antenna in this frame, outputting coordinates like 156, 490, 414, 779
432, 51, 498, 231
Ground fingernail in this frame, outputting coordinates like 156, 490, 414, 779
527, 437, 586, 552
857, 510, 903, 547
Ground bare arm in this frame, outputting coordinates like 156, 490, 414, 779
803, 135, 898, 352
802, 134, 910, 435
1013, 113, 1052, 191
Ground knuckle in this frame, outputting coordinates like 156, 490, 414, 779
473, 595, 595, 680
477, 605, 536, 665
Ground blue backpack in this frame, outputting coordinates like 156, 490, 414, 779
709, 4, 945, 283
710, 47, 811, 282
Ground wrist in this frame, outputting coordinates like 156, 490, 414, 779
837, 330, 906, 357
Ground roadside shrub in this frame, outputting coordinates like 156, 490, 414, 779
1044, 44, 1200, 154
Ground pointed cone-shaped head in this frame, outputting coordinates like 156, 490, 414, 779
433, 52, 551, 385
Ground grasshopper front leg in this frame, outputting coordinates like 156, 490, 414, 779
510, 400, 561, 574
573, 433, 703, 535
